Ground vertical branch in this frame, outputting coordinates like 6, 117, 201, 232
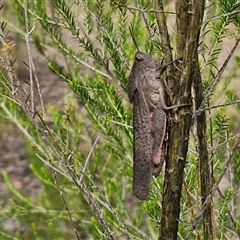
175, 0, 189, 67
154, 0, 173, 65
154, 0, 206, 239
193, 60, 214, 240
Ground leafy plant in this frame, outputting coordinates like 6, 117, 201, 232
1, 0, 240, 239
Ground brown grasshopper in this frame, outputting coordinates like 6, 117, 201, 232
128, 51, 183, 200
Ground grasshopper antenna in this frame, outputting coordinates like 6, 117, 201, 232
129, 26, 140, 52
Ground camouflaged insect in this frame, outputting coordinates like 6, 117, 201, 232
128, 52, 168, 200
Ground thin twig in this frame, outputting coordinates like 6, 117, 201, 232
0, 102, 37, 145
196, 38, 240, 117
137, 0, 153, 39
194, 99, 240, 116
56, 47, 112, 79
117, 3, 176, 14
51, 165, 81, 240
85, 175, 136, 240
0, 103, 71, 180
111, 120, 132, 129
24, 1, 45, 118
24, 1, 34, 115
209, 134, 240, 152
79, 136, 99, 182
71, 173, 115, 240
203, 9, 240, 24
154, 0, 172, 63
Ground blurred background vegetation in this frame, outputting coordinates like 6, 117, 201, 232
1, 0, 240, 239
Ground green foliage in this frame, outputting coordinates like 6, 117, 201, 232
1, 0, 240, 239
218, 188, 233, 238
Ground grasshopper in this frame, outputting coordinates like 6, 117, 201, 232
128, 51, 184, 200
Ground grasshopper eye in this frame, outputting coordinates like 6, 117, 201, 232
135, 55, 144, 61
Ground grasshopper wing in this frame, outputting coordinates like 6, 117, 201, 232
132, 89, 153, 200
